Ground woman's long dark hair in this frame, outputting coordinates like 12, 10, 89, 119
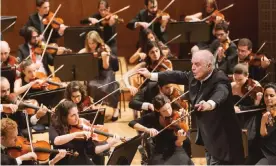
144, 41, 164, 67
64, 81, 87, 103
264, 83, 276, 92
51, 100, 77, 135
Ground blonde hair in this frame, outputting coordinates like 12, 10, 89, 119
1, 118, 17, 137
84, 31, 111, 53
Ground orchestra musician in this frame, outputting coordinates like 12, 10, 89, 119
127, 0, 170, 47
209, 21, 238, 75
236, 38, 271, 81
17, 26, 54, 76
49, 100, 120, 165
80, 0, 118, 56
124, 41, 173, 96
0, 118, 67, 165
129, 94, 194, 165
1, 41, 19, 68
257, 83, 276, 165
138, 50, 245, 164
64, 81, 95, 112
231, 64, 264, 164
19, 0, 67, 43
79, 31, 120, 121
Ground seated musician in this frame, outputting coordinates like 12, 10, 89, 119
49, 100, 120, 165
126, 0, 170, 44
209, 21, 238, 74
79, 31, 120, 121
129, 94, 194, 165
19, 0, 67, 43
257, 83, 276, 165
1, 41, 19, 68
124, 41, 173, 96
64, 81, 95, 112
231, 64, 265, 164
17, 26, 53, 76
129, 28, 173, 64
1, 118, 66, 165
236, 38, 270, 81
80, 0, 118, 55
1, 77, 48, 135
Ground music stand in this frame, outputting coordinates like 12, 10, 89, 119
79, 108, 106, 125
1, 16, 17, 33
1, 67, 16, 93
54, 53, 99, 81
107, 134, 142, 165
64, 26, 103, 52
167, 22, 210, 44
171, 59, 192, 72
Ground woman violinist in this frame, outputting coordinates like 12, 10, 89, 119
49, 100, 120, 165
79, 31, 120, 121
0, 118, 67, 165
64, 81, 95, 112
124, 41, 173, 96
128, 94, 193, 165
257, 83, 276, 164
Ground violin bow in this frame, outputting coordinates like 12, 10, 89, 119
148, 0, 175, 27
232, 38, 239, 42
90, 101, 104, 127
41, 4, 62, 37
170, 91, 189, 104
47, 64, 64, 79
236, 107, 266, 114
97, 72, 137, 89
256, 41, 266, 54
201, 4, 234, 22
52, 99, 66, 111
23, 110, 36, 162
107, 33, 118, 44
41, 28, 54, 60
235, 73, 269, 106
165, 34, 182, 45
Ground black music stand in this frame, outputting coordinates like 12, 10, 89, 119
1, 16, 17, 39
107, 134, 142, 165
171, 59, 192, 72
54, 53, 99, 81
167, 22, 210, 44
1, 67, 16, 93
79, 108, 106, 125
64, 26, 102, 52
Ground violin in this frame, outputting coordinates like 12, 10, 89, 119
69, 118, 126, 142
42, 12, 64, 29
247, 53, 269, 67
150, 56, 173, 72
101, 13, 124, 26
207, 10, 225, 24
6, 136, 78, 161
170, 86, 189, 110
214, 38, 231, 63
160, 111, 189, 135
78, 96, 94, 112
241, 78, 263, 100
155, 10, 177, 24
1, 55, 18, 68
31, 72, 63, 90
35, 41, 72, 55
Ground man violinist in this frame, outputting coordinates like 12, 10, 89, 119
236, 38, 270, 81
0, 41, 19, 68
127, 0, 170, 46
209, 21, 238, 75
19, 0, 67, 43
129, 94, 193, 165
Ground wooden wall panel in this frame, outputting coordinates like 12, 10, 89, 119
1, 0, 259, 59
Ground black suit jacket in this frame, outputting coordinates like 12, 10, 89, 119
157, 69, 244, 164
1, 149, 17, 165
127, 9, 167, 45
19, 13, 61, 43
17, 43, 54, 76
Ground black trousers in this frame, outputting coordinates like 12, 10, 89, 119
205, 151, 232, 165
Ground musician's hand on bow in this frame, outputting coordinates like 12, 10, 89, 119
176, 129, 187, 142
89, 17, 99, 25
137, 68, 151, 79
234, 106, 241, 113
128, 86, 138, 96
137, 22, 150, 29
146, 128, 159, 137
2, 104, 18, 114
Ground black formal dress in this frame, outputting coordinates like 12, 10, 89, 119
155, 69, 245, 164
129, 112, 194, 165
17, 43, 54, 76
19, 12, 61, 43
209, 39, 238, 75
127, 9, 167, 47
256, 122, 276, 165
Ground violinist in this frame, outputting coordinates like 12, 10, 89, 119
209, 21, 238, 75
127, 0, 169, 45
79, 31, 120, 121
17, 26, 53, 76
65, 81, 95, 112
231, 64, 264, 164
129, 94, 193, 165
123, 41, 173, 96
236, 38, 271, 81
129, 28, 173, 64
49, 100, 120, 165
0, 118, 67, 165
257, 83, 276, 164
19, 0, 66, 43
80, 0, 118, 56
0, 41, 19, 68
